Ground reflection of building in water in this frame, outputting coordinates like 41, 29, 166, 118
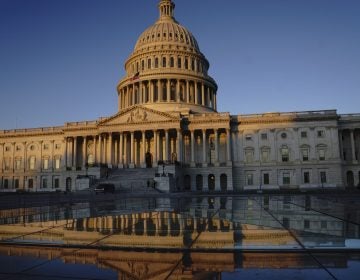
1, 0, 360, 194
0, 244, 350, 280
1, 196, 358, 248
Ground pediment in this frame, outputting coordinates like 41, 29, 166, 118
99, 106, 179, 126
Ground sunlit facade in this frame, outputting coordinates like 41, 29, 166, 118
1, 0, 360, 192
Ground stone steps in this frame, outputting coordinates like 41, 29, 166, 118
97, 168, 157, 192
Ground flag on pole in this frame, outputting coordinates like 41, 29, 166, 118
131, 72, 140, 81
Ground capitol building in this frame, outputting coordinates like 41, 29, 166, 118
1, 0, 360, 192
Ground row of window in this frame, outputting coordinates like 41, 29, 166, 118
3, 143, 62, 152
245, 130, 326, 141
2, 177, 60, 189
183, 174, 228, 191
2, 157, 61, 171
246, 171, 327, 186
130, 56, 206, 75
244, 146, 327, 163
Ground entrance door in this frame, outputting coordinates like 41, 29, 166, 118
347, 171, 354, 188
145, 152, 153, 168
208, 174, 215, 191
66, 177, 72, 192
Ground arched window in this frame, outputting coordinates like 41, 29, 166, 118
170, 57, 174, 67
220, 174, 227, 191
155, 57, 159, 68
177, 57, 182, 68
162, 57, 166, 67
184, 175, 191, 191
184, 57, 188, 69
208, 174, 215, 191
196, 175, 203, 191
147, 58, 151, 69
141, 60, 145, 71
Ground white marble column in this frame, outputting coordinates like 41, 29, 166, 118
130, 132, 135, 168
201, 83, 205, 106
167, 80, 171, 102
176, 80, 180, 102
155, 130, 159, 166
98, 134, 102, 164
214, 129, 219, 165
194, 82, 199, 105
0, 143, 3, 172
176, 130, 182, 163
93, 136, 97, 164
190, 130, 195, 167
186, 80, 190, 103
165, 130, 169, 162
108, 133, 113, 167
82, 137, 87, 167
141, 131, 146, 168
202, 129, 207, 167
72, 137, 77, 169
226, 129, 231, 165
350, 129, 356, 162
119, 132, 123, 168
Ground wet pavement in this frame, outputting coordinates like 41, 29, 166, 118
0, 193, 360, 279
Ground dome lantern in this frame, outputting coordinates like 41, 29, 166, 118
158, 0, 175, 21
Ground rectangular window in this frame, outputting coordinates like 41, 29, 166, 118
55, 144, 61, 150
43, 144, 49, 150
43, 158, 49, 170
28, 179, 33, 189
319, 149, 325, 161
245, 135, 252, 141
303, 172, 310, 184
317, 130, 325, 137
246, 174, 253, 186
42, 178, 47, 189
54, 178, 60, 189
261, 133, 268, 140
304, 220, 310, 229
301, 131, 307, 138
261, 150, 269, 162
14, 179, 19, 189
320, 171, 327, 183
177, 57, 181, 68
302, 149, 309, 161
4, 179, 9, 189
263, 173, 270, 185
15, 159, 22, 170
245, 150, 254, 163
283, 172, 290, 185
55, 158, 61, 170
321, 221, 327, 229
281, 148, 289, 162
29, 157, 36, 170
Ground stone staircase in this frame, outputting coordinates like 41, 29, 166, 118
97, 168, 157, 192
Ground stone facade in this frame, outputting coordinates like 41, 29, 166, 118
1, 0, 360, 192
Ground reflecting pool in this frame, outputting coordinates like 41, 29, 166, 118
0, 194, 360, 279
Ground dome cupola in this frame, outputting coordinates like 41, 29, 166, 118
117, 0, 218, 114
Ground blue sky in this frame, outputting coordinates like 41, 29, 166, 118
0, 0, 359, 130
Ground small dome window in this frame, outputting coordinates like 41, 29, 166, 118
281, 132, 287, 139
169, 33, 173, 38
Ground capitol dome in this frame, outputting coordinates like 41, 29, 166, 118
117, 0, 218, 114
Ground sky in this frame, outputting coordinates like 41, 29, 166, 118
0, 0, 359, 130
